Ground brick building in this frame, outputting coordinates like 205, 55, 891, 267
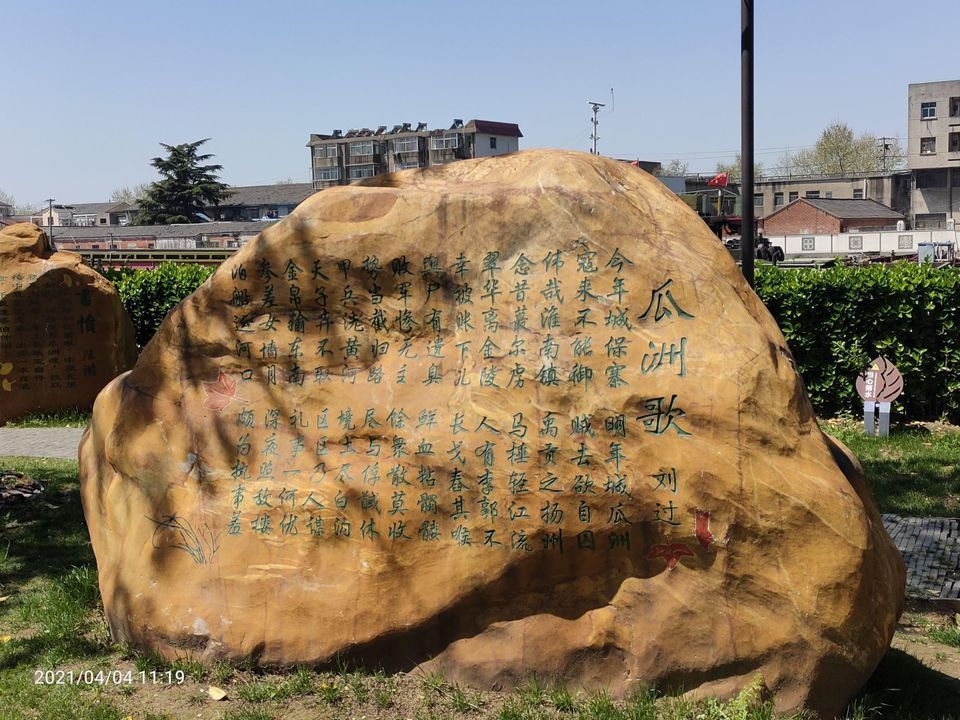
762, 198, 904, 236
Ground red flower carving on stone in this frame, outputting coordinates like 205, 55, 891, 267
202, 369, 246, 412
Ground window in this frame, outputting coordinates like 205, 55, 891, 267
393, 137, 419, 154
853, 189, 864, 199
349, 141, 375, 157
489, 136, 497, 149
773, 192, 784, 207
801, 237, 815, 251
951, 97, 960, 117
848, 236, 863, 251
916, 213, 947, 229
950, 132, 960, 152
348, 165, 376, 180
753, 193, 764, 207
898, 235, 913, 250
825, 191, 833, 199
430, 133, 460, 150
805, 190, 820, 199
921, 101, 937, 120
319, 144, 338, 158
788, 191, 798, 203
315, 167, 340, 182
916, 169, 947, 188
920, 137, 936, 154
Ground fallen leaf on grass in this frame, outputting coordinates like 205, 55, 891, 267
0, 635, 11, 643
0, 595, 10, 602
208, 685, 228, 700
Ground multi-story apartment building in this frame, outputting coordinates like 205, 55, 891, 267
908, 79, 960, 228
306, 119, 523, 190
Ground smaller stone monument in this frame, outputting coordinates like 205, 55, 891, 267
0, 223, 137, 424
855, 356, 903, 436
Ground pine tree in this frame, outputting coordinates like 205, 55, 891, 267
134, 139, 232, 224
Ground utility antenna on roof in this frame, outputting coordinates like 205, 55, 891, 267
587, 100, 605, 155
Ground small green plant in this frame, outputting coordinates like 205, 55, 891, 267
499, 696, 546, 720
373, 685, 394, 708
285, 665, 316, 696
450, 684, 484, 712
237, 679, 276, 703
421, 671, 448, 696
318, 680, 343, 704
929, 615, 960, 648
211, 660, 234, 685
171, 653, 206, 682
516, 676, 548, 707
223, 710, 274, 720
579, 689, 623, 720
841, 694, 884, 720
549, 685, 577, 712
623, 686, 657, 720
347, 672, 368, 702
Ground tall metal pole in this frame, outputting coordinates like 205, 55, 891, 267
740, 0, 755, 287
44, 198, 55, 248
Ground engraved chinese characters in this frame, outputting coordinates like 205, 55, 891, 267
80, 151, 904, 718
216, 243, 696, 558
0, 223, 136, 424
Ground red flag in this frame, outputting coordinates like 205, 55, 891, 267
707, 172, 729, 188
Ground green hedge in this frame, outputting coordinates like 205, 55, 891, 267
104, 261, 960, 422
105, 263, 215, 349
756, 262, 960, 423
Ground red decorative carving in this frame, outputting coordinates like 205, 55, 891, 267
648, 543, 694, 569
691, 508, 714, 550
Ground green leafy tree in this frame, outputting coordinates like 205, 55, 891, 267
786, 123, 904, 175
109, 183, 149, 206
657, 159, 689, 176
0, 190, 36, 215
715, 153, 764, 180
135, 139, 232, 225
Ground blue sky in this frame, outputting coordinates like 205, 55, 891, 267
2, 0, 956, 206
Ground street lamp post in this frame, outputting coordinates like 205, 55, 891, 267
741, 0, 755, 287
44, 198, 55, 249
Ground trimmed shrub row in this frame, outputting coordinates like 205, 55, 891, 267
104, 263, 215, 349
756, 262, 960, 423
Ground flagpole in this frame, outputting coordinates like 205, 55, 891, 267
741, 0, 755, 287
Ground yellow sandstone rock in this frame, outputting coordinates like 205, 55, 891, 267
0, 223, 136, 424
79, 150, 904, 717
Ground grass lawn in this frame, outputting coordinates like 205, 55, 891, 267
822, 417, 960, 517
2, 444, 959, 719
5, 409, 92, 429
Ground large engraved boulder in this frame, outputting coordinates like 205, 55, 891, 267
0, 223, 136, 424
79, 150, 904, 717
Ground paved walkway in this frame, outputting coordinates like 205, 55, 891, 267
0, 427, 85, 460
0, 430, 957, 598
882, 514, 960, 600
